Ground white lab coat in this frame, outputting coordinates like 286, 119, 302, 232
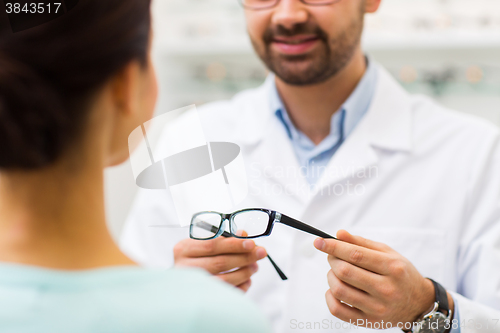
120, 65, 500, 333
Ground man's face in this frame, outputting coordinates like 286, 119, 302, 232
245, 0, 367, 86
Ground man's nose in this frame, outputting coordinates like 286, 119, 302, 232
271, 0, 309, 30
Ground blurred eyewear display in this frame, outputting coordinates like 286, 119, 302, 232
190, 208, 335, 280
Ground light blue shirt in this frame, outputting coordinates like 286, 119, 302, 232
0, 263, 271, 333
271, 58, 377, 185
271, 59, 461, 332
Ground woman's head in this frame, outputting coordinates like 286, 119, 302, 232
0, 0, 157, 170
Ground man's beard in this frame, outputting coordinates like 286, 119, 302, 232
251, 16, 364, 86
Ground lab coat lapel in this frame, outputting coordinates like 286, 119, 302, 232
232, 76, 276, 147
259, 116, 313, 205
236, 75, 313, 206
315, 66, 414, 191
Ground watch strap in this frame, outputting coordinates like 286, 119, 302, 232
428, 278, 449, 314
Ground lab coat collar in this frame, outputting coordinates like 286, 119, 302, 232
314, 65, 414, 190
232, 74, 276, 147
362, 65, 413, 153
236, 64, 412, 154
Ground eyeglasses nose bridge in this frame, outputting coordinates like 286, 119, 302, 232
221, 216, 237, 233
230, 219, 238, 235
271, 0, 309, 24
278, 0, 309, 10
214, 218, 228, 238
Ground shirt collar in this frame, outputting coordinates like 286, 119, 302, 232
271, 57, 378, 146
342, 58, 378, 138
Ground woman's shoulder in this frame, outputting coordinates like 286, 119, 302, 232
0, 264, 271, 333
140, 267, 272, 333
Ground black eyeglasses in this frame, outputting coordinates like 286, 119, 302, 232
238, 0, 342, 11
190, 208, 335, 280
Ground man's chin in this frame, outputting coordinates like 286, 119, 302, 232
271, 62, 323, 85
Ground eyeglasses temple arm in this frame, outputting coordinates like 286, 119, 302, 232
278, 213, 336, 239
265, 254, 288, 280
194, 221, 288, 280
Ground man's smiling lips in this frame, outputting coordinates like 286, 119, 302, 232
271, 34, 320, 55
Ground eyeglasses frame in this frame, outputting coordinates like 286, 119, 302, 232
190, 208, 335, 241
190, 208, 335, 282
237, 0, 342, 11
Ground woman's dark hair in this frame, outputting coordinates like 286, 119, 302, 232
0, 0, 152, 169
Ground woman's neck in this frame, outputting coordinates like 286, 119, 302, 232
0, 155, 135, 270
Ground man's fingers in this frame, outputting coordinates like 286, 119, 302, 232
336, 230, 392, 253
326, 270, 373, 314
218, 263, 259, 287
235, 230, 249, 237
325, 289, 365, 323
314, 238, 391, 275
177, 247, 267, 274
327, 257, 384, 296
237, 279, 252, 292
174, 237, 256, 258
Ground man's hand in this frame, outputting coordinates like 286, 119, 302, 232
173, 236, 267, 292
314, 230, 452, 329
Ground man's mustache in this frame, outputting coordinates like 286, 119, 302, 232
263, 24, 329, 45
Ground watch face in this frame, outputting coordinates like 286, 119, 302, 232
414, 313, 449, 333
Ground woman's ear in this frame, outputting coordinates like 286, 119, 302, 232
110, 60, 142, 118
365, 0, 382, 14
103, 60, 145, 167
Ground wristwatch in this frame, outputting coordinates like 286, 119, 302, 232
411, 279, 453, 333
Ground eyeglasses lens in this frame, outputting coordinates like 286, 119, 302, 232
232, 210, 270, 237
191, 213, 223, 240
